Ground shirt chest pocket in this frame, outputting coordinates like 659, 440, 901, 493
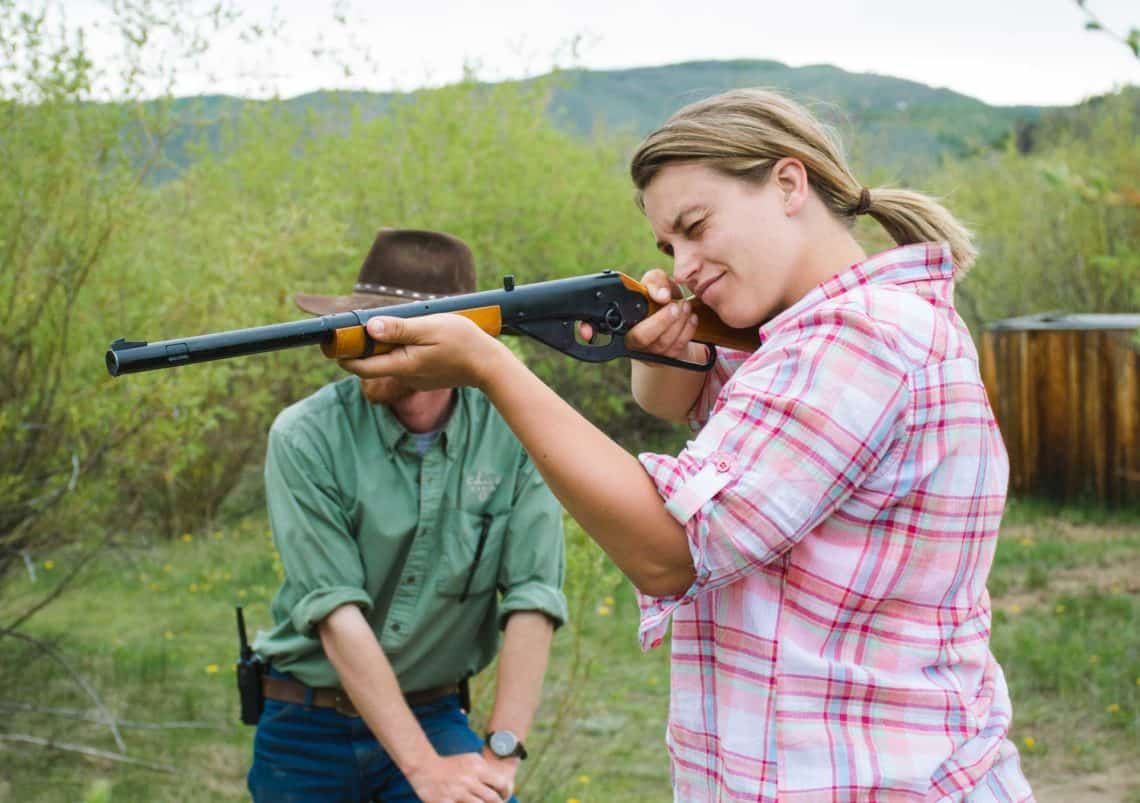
436, 509, 508, 600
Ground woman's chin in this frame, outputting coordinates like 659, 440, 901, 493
711, 302, 763, 331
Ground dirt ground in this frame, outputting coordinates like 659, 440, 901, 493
1033, 763, 1139, 803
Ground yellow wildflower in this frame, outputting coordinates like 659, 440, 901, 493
1054, 604, 1065, 614
181, 533, 193, 543
206, 664, 219, 674
604, 596, 614, 606
1106, 703, 1120, 713
1023, 736, 1036, 749
577, 775, 590, 784
43, 560, 55, 570
596, 605, 611, 616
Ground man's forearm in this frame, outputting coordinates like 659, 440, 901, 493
485, 611, 555, 741
318, 605, 435, 774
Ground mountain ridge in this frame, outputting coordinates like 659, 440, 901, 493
144, 59, 1059, 178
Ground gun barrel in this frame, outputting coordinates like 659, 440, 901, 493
106, 314, 359, 376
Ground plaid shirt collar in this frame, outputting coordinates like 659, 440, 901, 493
758, 242, 956, 345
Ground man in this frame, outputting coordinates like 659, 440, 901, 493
248, 229, 568, 803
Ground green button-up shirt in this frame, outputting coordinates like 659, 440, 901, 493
252, 378, 568, 691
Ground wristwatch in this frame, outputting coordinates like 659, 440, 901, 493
485, 729, 527, 760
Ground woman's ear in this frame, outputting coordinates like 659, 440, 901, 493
773, 157, 809, 216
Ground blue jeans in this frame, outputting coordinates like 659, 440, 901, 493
248, 670, 519, 802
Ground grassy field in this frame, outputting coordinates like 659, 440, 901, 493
1, 500, 1137, 802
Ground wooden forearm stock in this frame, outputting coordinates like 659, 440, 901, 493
320, 306, 505, 359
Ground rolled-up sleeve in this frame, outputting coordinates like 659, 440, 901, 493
265, 426, 373, 637
496, 453, 568, 630
637, 307, 910, 648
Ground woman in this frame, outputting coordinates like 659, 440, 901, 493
343, 89, 1034, 802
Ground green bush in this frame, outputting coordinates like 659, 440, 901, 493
942, 88, 1139, 327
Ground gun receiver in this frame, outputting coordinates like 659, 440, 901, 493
106, 270, 759, 376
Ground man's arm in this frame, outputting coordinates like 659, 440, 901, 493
480, 611, 555, 774
319, 605, 511, 803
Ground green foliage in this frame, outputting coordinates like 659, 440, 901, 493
0, 2, 161, 599
943, 88, 1139, 326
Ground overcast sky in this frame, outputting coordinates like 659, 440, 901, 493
61, 0, 1140, 107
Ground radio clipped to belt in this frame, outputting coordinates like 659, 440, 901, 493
236, 606, 266, 725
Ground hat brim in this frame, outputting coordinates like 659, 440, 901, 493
294, 291, 414, 316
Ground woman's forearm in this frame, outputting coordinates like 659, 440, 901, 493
630, 343, 710, 422
480, 343, 695, 597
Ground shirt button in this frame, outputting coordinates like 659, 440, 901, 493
405, 576, 416, 585
715, 458, 731, 472
391, 623, 401, 632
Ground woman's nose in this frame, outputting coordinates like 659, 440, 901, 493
671, 245, 700, 288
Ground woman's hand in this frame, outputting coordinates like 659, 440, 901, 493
624, 269, 710, 422
577, 269, 702, 361
624, 268, 702, 362
338, 313, 511, 391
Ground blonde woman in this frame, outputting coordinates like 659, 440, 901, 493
343, 89, 1034, 802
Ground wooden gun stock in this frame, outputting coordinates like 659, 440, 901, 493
321, 306, 505, 359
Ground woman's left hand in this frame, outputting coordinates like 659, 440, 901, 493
337, 313, 509, 390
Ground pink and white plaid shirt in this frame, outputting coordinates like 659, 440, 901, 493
638, 243, 1033, 802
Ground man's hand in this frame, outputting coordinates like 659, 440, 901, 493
482, 748, 521, 788
405, 751, 514, 803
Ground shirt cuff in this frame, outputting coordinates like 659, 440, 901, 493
634, 450, 738, 651
290, 586, 374, 638
498, 581, 569, 631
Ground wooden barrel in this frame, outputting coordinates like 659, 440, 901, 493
978, 314, 1140, 506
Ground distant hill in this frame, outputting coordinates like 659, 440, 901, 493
148, 59, 1049, 179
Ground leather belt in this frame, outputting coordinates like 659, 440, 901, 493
262, 675, 459, 718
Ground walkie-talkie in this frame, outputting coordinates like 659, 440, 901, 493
235, 606, 265, 725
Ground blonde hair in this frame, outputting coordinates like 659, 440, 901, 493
630, 88, 977, 272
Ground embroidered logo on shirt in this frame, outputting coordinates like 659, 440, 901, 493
465, 471, 502, 502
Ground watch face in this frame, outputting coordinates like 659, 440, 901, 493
489, 730, 518, 756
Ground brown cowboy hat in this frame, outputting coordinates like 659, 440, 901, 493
294, 228, 477, 315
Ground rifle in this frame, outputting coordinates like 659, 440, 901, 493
106, 270, 760, 377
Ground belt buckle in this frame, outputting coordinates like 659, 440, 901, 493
332, 691, 359, 718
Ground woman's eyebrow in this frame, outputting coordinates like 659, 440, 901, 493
669, 206, 703, 232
